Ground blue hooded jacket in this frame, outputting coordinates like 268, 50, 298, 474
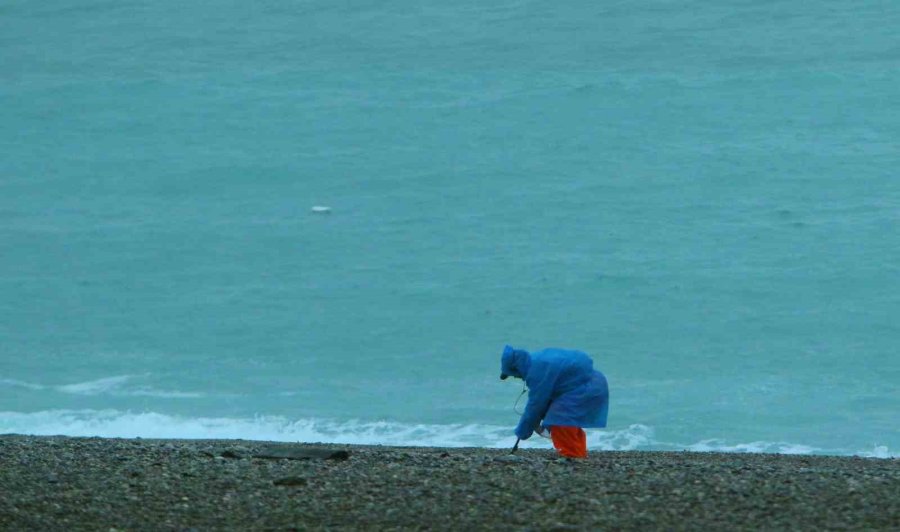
501, 345, 609, 440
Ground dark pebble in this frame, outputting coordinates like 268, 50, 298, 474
273, 476, 308, 487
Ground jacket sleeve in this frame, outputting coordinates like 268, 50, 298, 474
514, 359, 560, 440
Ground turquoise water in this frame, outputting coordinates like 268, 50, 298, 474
2, 0, 898, 456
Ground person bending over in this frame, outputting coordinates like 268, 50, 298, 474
500, 345, 609, 458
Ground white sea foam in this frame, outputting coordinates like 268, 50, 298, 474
858, 445, 893, 459
0, 376, 205, 399
683, 439, 821, 455
0, 378, 45, 391
0, 410, 649, 449
2, 410, 891, 458
56, 375, 134, 395
588, 423, 655, 451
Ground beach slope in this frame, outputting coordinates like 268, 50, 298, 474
1, 435, 897, 530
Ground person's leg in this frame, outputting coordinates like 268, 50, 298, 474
548, 426, 587, 458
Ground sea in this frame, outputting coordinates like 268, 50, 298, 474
1, 0, 897, 458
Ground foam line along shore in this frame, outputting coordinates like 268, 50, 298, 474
2, 410, 895, 457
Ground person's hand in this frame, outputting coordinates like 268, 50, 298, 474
535, 424, 551, 439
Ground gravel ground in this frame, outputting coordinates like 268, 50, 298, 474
0, 435, 897, 531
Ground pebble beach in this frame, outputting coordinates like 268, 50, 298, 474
1, 435, 898, 530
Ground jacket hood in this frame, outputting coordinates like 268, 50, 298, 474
500, 345, 531, 380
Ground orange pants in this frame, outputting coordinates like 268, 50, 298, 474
549, 426, 587, 458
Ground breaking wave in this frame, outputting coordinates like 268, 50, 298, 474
683, 439, 820, 455
0, 409, 649, 449
0, 410, 893, 458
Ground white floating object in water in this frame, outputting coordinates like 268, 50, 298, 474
311, 205, 332, 214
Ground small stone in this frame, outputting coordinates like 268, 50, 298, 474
273, 476, 308, 487
221, 449, 246, 459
